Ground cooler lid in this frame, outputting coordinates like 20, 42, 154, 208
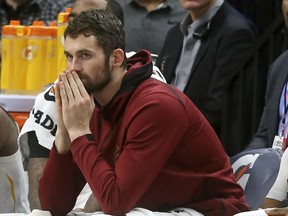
0, 94, 36, 112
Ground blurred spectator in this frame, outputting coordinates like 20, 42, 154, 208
115, 0, 186, 55
239, 2, 288, 213
227, 0, 285, 119
0, 0, 74, 31
156, 0, 258, 156
0, 0, 75, 67
245, 0, 288, 151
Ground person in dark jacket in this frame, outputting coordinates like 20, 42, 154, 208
156, 0, 258, 156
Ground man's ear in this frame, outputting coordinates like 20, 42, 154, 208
110, 48, 125, 68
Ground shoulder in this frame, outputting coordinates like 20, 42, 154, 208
264, 51, 288, 90
214, 2, 256, 33
269, 50, 288, 72
34, 0, 72, 10
131, 80, 193, 114
267, 50, 288, 79
165, 22, 182, 38
0, 107, 18, 150
209, 4, 257, 44
274, 50, 288, 64
124, 80, 210, 135
125, 80, 197, 130
0, 106, 15, 128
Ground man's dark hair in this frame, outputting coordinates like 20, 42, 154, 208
64, 9, 126, 66
107, 0, 124, 26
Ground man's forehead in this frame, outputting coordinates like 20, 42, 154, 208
64, 35, 101, 53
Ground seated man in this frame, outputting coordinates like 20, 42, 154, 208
0, 106, 29, 213
38, 9, 249, 216
155, 0, 258, 156
19, 0, 165, 212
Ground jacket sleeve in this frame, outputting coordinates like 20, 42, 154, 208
245, 59, 279, 150
69, 93, 189, 215
201, 26, 256, 132
39, 146, 86, 216
245, 107, 270, 150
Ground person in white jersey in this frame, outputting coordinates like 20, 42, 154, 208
0, 106, 29, 213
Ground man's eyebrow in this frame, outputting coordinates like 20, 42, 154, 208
64, 49, 94, 56
64, 50, 70, 56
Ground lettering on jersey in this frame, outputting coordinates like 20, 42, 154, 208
44, 86, 55, 102
31, 108, 57, 136
231, 153, 260, 190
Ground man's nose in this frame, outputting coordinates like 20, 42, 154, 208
69, 58, 81, 71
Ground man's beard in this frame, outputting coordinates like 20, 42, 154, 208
83, 60, 112, 94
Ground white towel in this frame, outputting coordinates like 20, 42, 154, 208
67, 207, 203, 216
233, 209, 269, 216
19, 85, 57, 151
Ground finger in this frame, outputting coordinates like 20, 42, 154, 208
58, 69, 68, 81
66, 71, 82, 100
59, 74, 69, 107
55, 82, 66, 125
71, 71, 90, 98
55, 73, 64, 108
55, 82, 61, 108
61, 72, 75, 103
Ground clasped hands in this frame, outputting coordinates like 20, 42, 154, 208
54, 70, 95, 154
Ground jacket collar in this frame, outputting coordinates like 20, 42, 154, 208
95, 50, 153, 122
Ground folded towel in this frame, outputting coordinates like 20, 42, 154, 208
233, 209, 268, 216
28, 209, 52, 216
67, 207, 204, 216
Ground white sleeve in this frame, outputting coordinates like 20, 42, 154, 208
266, 148, 288, 201
0, 148, 30, 213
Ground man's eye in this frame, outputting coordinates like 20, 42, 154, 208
66, 55, 73, 61
82, 53, 91, 59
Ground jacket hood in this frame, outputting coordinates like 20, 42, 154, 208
126, 49, 153, 74
118, 49, 153, 95
95, 50, 153, 121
